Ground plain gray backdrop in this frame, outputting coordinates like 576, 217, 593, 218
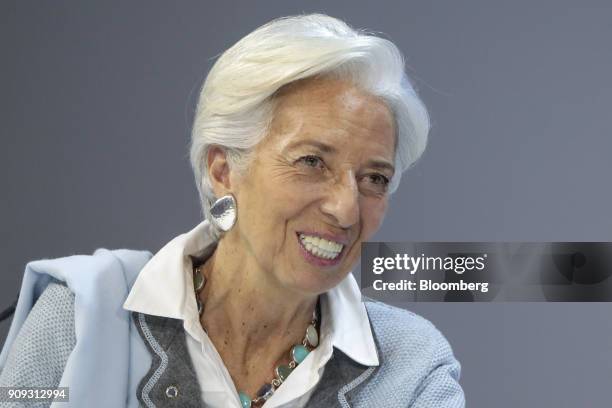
2, 1, 611, 407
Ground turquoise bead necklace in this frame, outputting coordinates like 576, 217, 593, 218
193, 264, 320, 408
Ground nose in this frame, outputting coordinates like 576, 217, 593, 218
320, 171, 360, 229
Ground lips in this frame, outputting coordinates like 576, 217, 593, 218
299, 233, 343, 258
296, 231, 348, 266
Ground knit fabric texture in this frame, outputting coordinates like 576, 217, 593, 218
0, 281, 76, 408
352, 300, 464, 407
0, 282, 464, 408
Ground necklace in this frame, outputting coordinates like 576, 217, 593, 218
193, 264, 320, 408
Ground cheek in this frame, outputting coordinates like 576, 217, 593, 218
359, 197, 389, 240
237, 176, 316, 241
266, 172, 330, 219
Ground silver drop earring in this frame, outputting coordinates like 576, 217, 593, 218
209, 194, 237, 232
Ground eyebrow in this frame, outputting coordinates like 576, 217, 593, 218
366, 159, 395, 175
284, 140, 337, 154
285, 139, 395, 175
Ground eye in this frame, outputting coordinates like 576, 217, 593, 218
360, 173, 390, 196
367, 173, 390, 186
296, 155, 325, 170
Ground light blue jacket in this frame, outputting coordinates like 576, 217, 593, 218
0, 248, 465, 407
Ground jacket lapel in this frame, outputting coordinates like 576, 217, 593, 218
305, 348, 377, 407
132, 312, 203, 408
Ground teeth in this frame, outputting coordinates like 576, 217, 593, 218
299, 234, 344, 260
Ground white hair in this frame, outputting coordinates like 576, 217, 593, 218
190, 13, 429, 223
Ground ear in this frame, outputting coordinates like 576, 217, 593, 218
206, 146, 232, 197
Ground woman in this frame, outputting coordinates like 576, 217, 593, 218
0, 14, 464, 408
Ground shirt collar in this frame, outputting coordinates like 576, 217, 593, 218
123, 220, 379, 367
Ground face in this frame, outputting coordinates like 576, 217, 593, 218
229, 78, 396, 295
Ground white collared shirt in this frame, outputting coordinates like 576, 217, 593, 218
123, 221, 379, 407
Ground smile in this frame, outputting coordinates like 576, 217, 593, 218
298, 233, 345, 260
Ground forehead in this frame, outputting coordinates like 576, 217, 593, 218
262, 78, 396, 158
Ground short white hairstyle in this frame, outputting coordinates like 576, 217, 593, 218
190, 13, 429, 221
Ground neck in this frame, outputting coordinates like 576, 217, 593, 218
198, 235, 318, 361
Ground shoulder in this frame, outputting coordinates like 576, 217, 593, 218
364, 298, 449, 345
8, 280, 76, 347
357, 299, 464, 406
33, 280, 75, 313
0, 281, 76, 387
363, 298, 457, 367
2, 248, 152, 364
23, 248, 153, 292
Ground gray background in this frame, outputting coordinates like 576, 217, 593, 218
1, 1, 611, 407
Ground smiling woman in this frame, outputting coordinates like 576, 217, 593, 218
215, 78, 397, 295
0, 14, 464, 408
